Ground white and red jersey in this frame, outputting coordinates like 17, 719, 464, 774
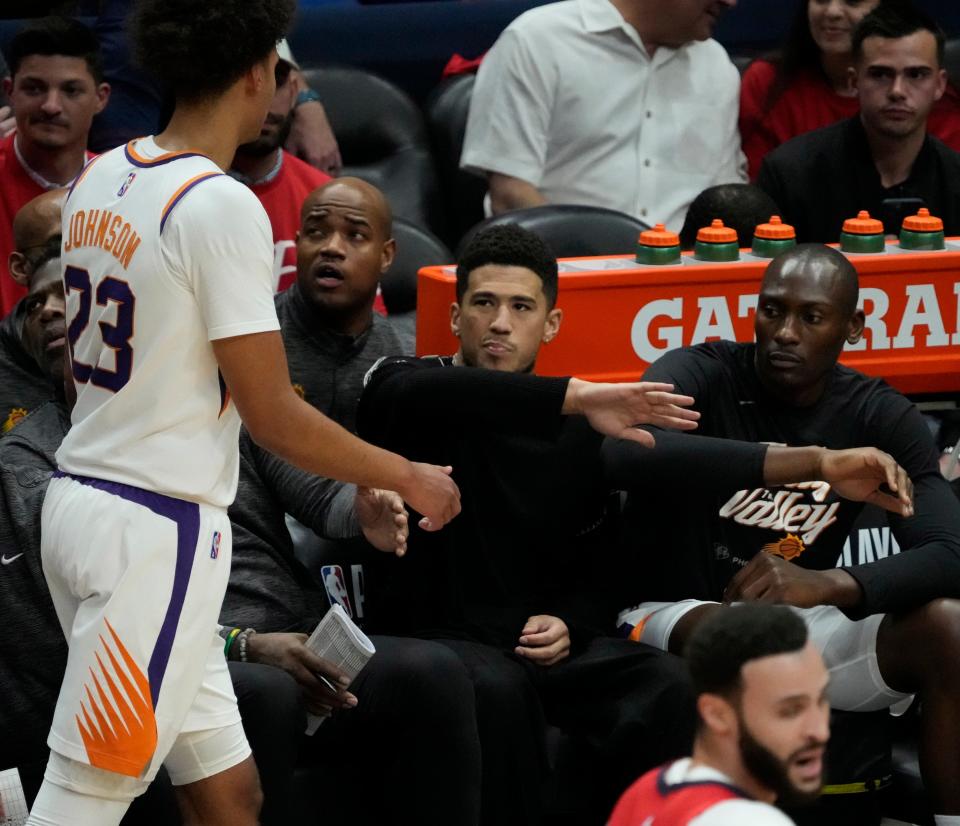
57, 137, 280, 507
609, 759, 795, 826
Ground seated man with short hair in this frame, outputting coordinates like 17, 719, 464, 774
610, 243, 960, 824
678, 183, 781, 250
1, 188, 66, 433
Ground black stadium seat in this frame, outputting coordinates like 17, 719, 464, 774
301, 66, 443, 235
424, 73, 488, 248
457, 204, 650, 259
383, 217, 452, 316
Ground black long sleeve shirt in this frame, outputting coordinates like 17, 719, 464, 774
357, 356, 619, 650
606, 340, 960, 619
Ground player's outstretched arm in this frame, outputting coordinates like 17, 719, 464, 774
763, 446, 914, 517
214, 331, 460, 530
562, 379, 699, 446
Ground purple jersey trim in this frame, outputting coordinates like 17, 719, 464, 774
159, 172, 223, 235
53, 471, 200, 708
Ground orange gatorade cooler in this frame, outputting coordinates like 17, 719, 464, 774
635, 224, 681, 266
694, 220, 740, 262
840, 211, 885, 253
751, 215, 796, 258
900, 208, 946, 251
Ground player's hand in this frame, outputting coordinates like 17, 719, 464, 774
515, 615, 571, 666
565, 379, 699, 447
819, 448, 914, 517
0, 106, 14, 139
400, 463, 461, 531
286, 98, 342, 176
356, 486, 409, 556
723, 553, 861, 609
247, 632, 357, 716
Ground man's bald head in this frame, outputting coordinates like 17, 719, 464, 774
762, 244, 859, 317
754, 244, 865, 407
295, 176, 396, 337
10, 188, 67, 288
299, 177, 393, 238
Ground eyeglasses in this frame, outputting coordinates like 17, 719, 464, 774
275, 60, 292, 88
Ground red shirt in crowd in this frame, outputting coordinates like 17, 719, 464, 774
248, 149, 331, 293
0, 133, 94, 317
739, 60, 960, 180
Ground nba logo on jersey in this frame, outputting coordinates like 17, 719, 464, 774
209, 531, 221, 560
321, 565, 353, 617
117, 171, 137, 197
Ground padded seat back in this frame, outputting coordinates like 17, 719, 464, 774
457, 204, 650, 259
383, 218, 453, 315
302, 66, 443, 234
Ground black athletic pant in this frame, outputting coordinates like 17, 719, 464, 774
302, 635, 483, 825
435, 636, 696, 826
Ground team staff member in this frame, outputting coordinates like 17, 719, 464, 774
612, 244, 960, 826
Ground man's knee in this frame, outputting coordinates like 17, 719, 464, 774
909, 598, 960, 666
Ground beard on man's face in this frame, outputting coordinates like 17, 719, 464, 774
738, 713, 825, 808
236, 111, 293, 158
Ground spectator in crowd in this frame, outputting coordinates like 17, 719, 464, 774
611, 243, 960, 825
460, 0, 746, 229
357, 224, 703, 824
757, 3, 960, 242
220, 179, 482, 825
678, 183, 781, 250
740, 0, 960, 180
0, 17, 108, 317
230, 50, 331, 292
610, 605, 829, 825
1, 188, 65, 434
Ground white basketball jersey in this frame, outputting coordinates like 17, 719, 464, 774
56, 137, 280, 507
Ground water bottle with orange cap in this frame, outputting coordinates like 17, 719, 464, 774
751, 215, 796, 259
693, 219, 739, 262
899, 208, 945, 251
840, 211, 885, 254
635, 224, 681, 265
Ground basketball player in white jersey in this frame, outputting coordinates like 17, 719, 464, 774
26, 2, 700, 824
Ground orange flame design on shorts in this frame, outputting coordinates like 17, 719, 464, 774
76, 618, 157, 777
762, 533, 806, 561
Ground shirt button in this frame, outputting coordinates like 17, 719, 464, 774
644, 159, 651, 167
641, 208, 648, 217
646, 110, 652, 118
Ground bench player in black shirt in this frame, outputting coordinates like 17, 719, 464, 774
611, 244, 960, 823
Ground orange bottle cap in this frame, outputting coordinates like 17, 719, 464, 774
754, 215, 796, 240
842, 210, 884, 235
902, 208, 943, 232
639, 223, 680, 248
696, 219, 738, 244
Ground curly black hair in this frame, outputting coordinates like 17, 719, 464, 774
9, 17, 103, 83
456, 224, 559, 308
130, 0, 296, 102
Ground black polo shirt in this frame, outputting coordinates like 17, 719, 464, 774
757, 116, 960, 243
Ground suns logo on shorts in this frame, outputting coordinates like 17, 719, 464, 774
762, 533, 806, 561
76, 618, 157, 777
210, 531, 221, 560
117, 171, 137, 197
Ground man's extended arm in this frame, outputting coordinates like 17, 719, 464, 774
487, 172, 547, 215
